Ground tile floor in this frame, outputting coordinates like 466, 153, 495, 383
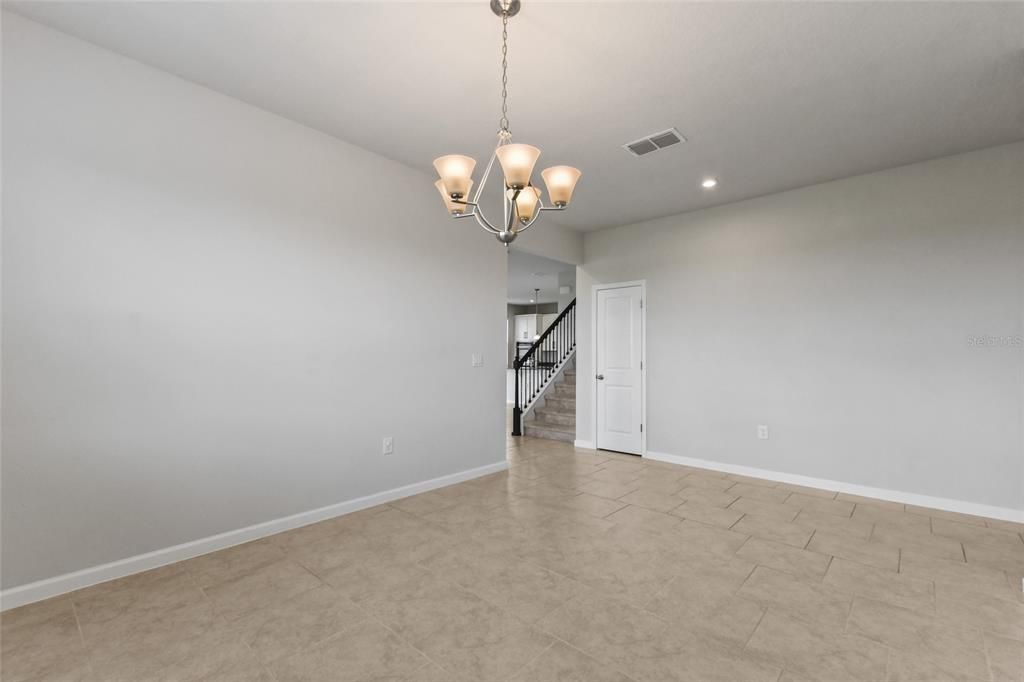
3, 435, 1023, 681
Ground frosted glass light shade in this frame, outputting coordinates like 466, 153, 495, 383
541, 166, 581, 206
433, 155, 476, 198
508, 186, 541, 224
436, 179, 472, 215
495, 144, 541, 189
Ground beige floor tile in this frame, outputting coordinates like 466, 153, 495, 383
736, 537, 832, 581
630, 467, 687, 489
670, 499, 744, 528
9, 436, 1020, 682
618, 488, 685, 513
71, 567, 203, 630
537, 468, 604, 490
870, 522, 966, 562
85, 601, 238, 680
732, 515, 813, 548
508, 641, 634, 682
202, 559, 322, 622
513, 481, 581, 503
730, 497, 800, 523
727, 483, 791, 504
784, 493, 855, 518
673, 520, 750, 560
808, 530, 900, 571
588, 467, 644, 485
824, 558, 934, 613
680, 472, 737, 492
419, 499, 506, 531
885, 649, 986, 682
0, 603, 88, 682
935, 582, 1024, 641
905, 505, 990, 527
985, 633, 1024, 682
674, 485, 740, 508
576, 478, 640, 500
521, 527, 688, 606
183, 539, 288, 590
418, 546, 584, 624
847, 597, 989, 679
737, 565, 853, 632
745, 610, 889, 682
557, 492, 630, 518
900, 548, 1015, 600
538, 590, 778, 682
230, 585, 367, 663
853, 505, 930, 532
963, 540, 1024, 575
137, 629, 263, 682
933, 518, 1024, 549
606, 504, 682, 533
268, 619, 429, 682
268, 516, 360, 552
1, 596, 75, 633
412, 596, 552, 681
645, 556, 763, 645
793, 508, 874, 540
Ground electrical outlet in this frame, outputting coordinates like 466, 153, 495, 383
757, 425, 769, 440
382, 436, 394, 455
471, 353, 484, 367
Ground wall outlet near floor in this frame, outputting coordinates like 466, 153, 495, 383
757, 425, 770, 440
382, 436, 394, 455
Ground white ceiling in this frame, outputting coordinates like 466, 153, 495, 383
507, 249, 573, 306
9, 2, 1024, 232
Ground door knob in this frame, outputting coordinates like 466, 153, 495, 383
596, 374, 605, 380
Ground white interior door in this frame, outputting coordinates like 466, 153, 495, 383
596, 285, 643, 454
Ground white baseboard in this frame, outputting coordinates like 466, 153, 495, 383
0, 460, 509, 612
573, 439, 596, 450
645, 451, 1024, 523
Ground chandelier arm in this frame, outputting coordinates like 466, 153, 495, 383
469, 207, 501, 234
471, 149, 499, 205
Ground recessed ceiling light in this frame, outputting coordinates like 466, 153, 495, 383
701, 178, 718, 189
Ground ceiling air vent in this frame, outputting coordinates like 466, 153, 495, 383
623, 128, 686, 157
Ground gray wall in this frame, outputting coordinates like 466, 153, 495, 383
1, 15, 507, 588
577, 143, 1023, 511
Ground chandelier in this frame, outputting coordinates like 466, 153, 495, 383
432, 0, 581, 246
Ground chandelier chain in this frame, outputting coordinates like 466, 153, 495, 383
499, 10, 510, 134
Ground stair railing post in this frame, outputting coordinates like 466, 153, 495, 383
512, 358, 523, 436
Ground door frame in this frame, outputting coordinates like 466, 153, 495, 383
591, 280, 647, 456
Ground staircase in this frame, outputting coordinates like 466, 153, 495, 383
511, 299, 575, 440
523, 363, 576, 442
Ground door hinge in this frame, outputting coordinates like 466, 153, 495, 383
640, 299, 644, 309
640, 423, 644, 433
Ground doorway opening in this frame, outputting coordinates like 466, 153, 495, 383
506, 249, 577, 442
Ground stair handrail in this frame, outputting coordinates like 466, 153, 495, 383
512, 298, 576, 436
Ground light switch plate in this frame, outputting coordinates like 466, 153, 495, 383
471, 353, 484, 367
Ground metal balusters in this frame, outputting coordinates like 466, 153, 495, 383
511, 298, 576, 436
